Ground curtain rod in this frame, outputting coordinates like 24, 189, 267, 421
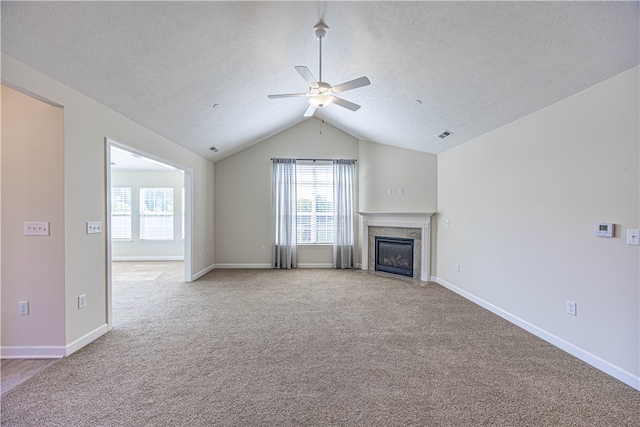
270, 158, 357, 162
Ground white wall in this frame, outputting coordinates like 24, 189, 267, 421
1, 54, 215, 356
358, 140, 438, 273
1, 86, 66, 355
111, 170, 185, 260
214, 119, 359, 267
358, 140, 437, 213
436, 66, 639, 389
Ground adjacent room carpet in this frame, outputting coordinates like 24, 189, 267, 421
2, 267, 639, 426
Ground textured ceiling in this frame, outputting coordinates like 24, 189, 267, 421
2, 2, 638, 162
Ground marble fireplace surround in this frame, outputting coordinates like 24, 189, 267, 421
358, 212, 434, 281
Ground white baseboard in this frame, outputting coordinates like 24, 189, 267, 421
66, 323, 109, 356
214, 263, 271, 269
433, 276, 640, 391
298, 263, 333, 268
192, 263, 216, 280
112, 256, 184, 261
1, 323, 109, 359
1, 345, 66, 359
215, 263, 340, 269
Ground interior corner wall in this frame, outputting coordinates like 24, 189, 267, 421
2, 54, 215, 354
214, 118, 359, 267
358, 140, 438, 275
111, 170, 185, 260
436, 66, 640, 389
1, 85, 66, 355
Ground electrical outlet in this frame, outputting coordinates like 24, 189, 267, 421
261, 246, 266, 253
78, 294, 87, 309
19, 301, 29, 315
566, 300, 577, 316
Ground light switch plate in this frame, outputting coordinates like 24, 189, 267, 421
24, 222, 50, 236
87, 221, 102, 234
626, 229, 640, 246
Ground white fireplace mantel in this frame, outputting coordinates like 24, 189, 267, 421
358, 212, 435, 281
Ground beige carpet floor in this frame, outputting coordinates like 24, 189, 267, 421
1, 266, 639, 426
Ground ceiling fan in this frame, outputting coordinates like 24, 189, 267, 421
268, 22, 371, 118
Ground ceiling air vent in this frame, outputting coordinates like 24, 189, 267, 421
438, 130, 453, 139
209, 146, 219, 152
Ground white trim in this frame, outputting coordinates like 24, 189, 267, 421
298, 263, 333, 268
65, 323, 110, 356
192, 263, 216, 280
1, 346, 66, 359
1, 323, 110, 358
111, 256, 185, 261
433, 276, 640, 391
106, 138, 113, 329
214, 263, 271, 269
214, 263, 337, 269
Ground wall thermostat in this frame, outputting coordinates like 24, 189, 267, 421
595, 223, 614, 237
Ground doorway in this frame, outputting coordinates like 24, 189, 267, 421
105, 139, 193, 329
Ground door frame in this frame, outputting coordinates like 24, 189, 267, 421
105, 137, 194, 329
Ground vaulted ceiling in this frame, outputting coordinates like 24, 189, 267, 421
2, 2, 638, 162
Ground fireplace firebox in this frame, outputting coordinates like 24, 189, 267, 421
375, 236, 414, 277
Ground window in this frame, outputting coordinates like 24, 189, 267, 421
111, 187, 132, 239
140, 188, 174, 240
296, 162, 333, 244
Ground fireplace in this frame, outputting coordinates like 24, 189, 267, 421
375, 236, 414, 277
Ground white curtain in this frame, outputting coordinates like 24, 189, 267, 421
333, 160, 356, 269
272, 158, 297, 269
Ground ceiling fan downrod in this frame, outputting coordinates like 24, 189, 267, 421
314, 22, 328, 83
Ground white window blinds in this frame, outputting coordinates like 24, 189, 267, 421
111, 187, 132, 239
296, 161, 333, 244
140, 188, 174, 240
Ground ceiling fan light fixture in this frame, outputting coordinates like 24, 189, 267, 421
309, 95, 333, 108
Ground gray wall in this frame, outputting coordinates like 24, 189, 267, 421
214, 118, 439, 267
1, 54, 215, 357
436, 66, 639, 387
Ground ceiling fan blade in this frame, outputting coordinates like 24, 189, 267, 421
295, 66, 319, 89
331, 76, 371, 94
303, 104, 317, 117
268, 93, 308, 99
332, 97, 361, 111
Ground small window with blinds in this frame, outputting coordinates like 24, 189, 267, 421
140, 188, 174, 240
111, 187, 132, 239
296, 161, 333, 244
